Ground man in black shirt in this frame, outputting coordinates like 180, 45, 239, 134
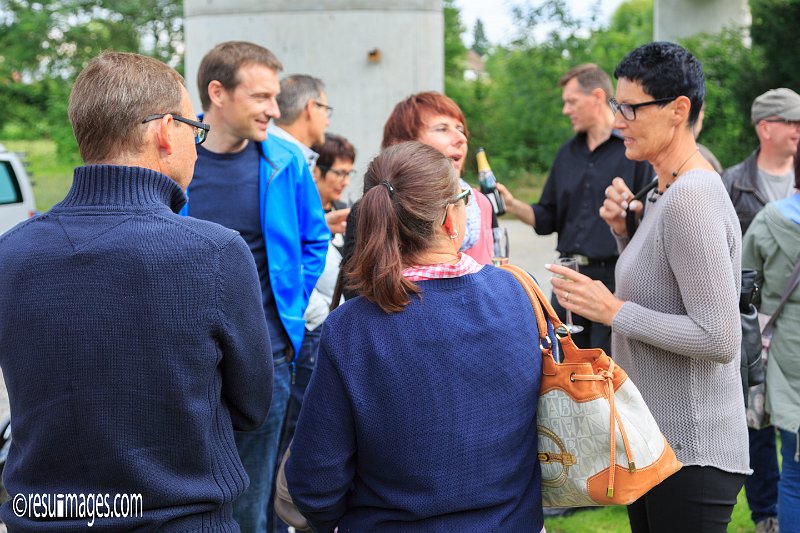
499, 64, 653, 355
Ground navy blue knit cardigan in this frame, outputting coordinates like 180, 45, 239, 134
286, 267, 545, 532
0, 165, 273, 531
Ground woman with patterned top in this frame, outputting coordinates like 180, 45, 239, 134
546, 42, 749, 532
284, 141, 548, 533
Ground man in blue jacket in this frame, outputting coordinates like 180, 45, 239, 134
184, 41, 330, 533
0, 51, 273, 531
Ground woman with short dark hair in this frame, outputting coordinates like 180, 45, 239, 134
548, 41, 749, 531
284, 141, 547, 533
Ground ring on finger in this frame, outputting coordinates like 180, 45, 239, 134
565, 291, 570, 302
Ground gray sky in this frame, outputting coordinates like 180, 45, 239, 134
456, 0, 626, 46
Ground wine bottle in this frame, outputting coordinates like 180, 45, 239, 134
476, 147, 506, 216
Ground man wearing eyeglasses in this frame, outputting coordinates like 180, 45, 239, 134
268, 74, 331, 171
723, 88, 800, 234
721, 87, 800, 533
266, 75, 349, 236
0, 52, 273, 530
497, 63, 653, 359
183, 41, 330, 533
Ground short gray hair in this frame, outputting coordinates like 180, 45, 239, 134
274, 74, 325, 125
69, 52, 184, 163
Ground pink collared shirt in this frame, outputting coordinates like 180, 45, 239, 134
401, 253, 483, 281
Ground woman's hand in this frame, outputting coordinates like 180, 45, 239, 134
546, 263, 625, 326
599, 177, 643, 237
325, 208, 351, 235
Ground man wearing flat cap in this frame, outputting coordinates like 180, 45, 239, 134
721, 86, 800, 533
723, 88, 800, 234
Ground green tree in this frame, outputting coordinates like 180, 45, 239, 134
443, 0, 468, 90
0, 0, 183, 160
467, 0, 655, 179
680, 27, 763, 167
749, 0, 800, 90
472, 19, 490, 57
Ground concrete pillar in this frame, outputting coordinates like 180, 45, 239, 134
184, 0, 443, 194
654, 0, 750, 43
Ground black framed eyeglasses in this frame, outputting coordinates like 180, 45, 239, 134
314, 101, 334, 118
608, 96, 678, 121
763, 117, 800, 127
440, 187, 472, 225
318, 165, 356, 180
142, 114, 210, 145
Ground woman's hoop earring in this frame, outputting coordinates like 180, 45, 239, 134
449, 229, 459, 240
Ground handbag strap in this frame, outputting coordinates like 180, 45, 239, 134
763, 258, 800, 336
500, 265, 561, 334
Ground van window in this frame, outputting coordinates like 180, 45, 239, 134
0, 161, 23, 205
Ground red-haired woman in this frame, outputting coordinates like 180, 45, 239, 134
380, 91, 495, 262
285, 141, 546, 533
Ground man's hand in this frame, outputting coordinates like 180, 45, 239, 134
325, 208, 351, 235
599, 177, 642, 237
496, 183, 535, 227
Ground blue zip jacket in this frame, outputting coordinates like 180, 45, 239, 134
183, 135, 330, 357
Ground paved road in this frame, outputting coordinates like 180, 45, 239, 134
501, 217, 559, 295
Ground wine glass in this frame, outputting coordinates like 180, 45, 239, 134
554, 257, 584, 335
491, 227, 509, 266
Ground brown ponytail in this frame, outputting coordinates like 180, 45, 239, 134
345, 142, 459, 313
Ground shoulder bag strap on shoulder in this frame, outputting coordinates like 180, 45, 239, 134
763, 258, 800, 336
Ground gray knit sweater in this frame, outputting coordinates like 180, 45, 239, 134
612, 169, 750, 474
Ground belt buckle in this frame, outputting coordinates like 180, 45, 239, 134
573, 254, 590, 266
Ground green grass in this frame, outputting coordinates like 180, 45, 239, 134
2, 139, 75, 212
545, 488, 755, 532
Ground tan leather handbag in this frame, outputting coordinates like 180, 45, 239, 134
501, 264, 681, 507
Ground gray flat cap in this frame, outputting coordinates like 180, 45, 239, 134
752, 88, 800, 123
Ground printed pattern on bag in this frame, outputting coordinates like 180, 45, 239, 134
499, 263, 681, 508
538, 381, 668, 507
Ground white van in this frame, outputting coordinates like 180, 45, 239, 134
0, 143, 37, 235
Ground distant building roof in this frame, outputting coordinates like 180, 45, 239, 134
464, 49, 487, 81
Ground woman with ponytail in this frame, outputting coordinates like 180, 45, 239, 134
284, 141, 547, 533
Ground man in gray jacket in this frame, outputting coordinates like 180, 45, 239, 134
722, 87, 800, 533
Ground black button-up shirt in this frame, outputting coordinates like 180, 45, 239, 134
531, 131, 654, 259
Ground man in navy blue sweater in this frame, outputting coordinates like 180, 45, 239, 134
0, 52, 273, 531
185, 42, 330, 533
